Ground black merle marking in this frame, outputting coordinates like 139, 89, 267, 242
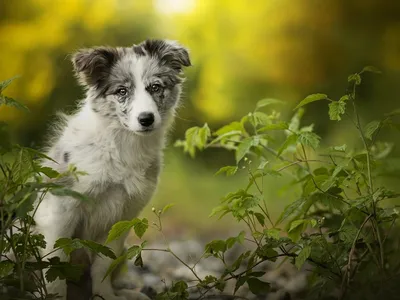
140, 40, 191, 71
72, 47, 121, 89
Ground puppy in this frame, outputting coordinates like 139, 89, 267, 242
34, 39, 191, 300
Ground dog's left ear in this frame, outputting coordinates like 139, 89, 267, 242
71, 47, 119, 88
140, 39, 191, 72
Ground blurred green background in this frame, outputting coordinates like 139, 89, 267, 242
1, 0, 399, 239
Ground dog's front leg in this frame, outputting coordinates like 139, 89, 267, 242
34, 195, 81, 299
91, 235, 150, 300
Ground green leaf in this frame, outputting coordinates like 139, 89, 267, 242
215, 165, 238, 176
361, 66, 381, 74
258, 122, 288, 132
161, 203, 176, 214
264, 228, 281, 240
289, 219, 307, 233
106, 221, 135, 244
236, 137, 258, 163
256, 98, 284, 110
215, 121, 245, 136
277, 134, 298, 156
298, 132, 321, 149
276, 198, 306, 225
0, 76, 20, 92
364, 120, 381, 140
289, 107, 305, 132
234, 276, 247, 293
294, 94, 327, 110
0, 261, 14, 277
79, 240, 116, 259
247, 278, 270, 295
205, 239, 226, 256
50, 187, 89, 202
180, 124, 211, 157
295, 245, 311, 269
46, 257, 83, 282
54, 238, 115, 259
133, 218, 148, 239
0, 95, 29, 112
36, 166, 60, 178
103, 255, 126, 281
348, 73, 361, 85
126, 245, 141, 259
328, 100, 347, 121
254, 212, 265, 226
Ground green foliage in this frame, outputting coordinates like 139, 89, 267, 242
2, 66, 400, 300
0, 77, 119, 299
175, 67, 400, 300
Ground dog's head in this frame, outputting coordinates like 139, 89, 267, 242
71, 39, 191, 134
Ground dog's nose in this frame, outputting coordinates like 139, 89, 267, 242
138, 112, 155, 127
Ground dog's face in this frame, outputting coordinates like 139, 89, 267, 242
72, 40, 191, 134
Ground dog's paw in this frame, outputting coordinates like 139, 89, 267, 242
116, 289, 152, 300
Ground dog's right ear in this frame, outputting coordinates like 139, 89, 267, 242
71, 47, 119, 88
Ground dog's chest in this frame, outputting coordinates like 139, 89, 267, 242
73, 138, 156, 197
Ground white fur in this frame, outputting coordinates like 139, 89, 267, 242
34, 87, 170, 300
30, 39, 191, 300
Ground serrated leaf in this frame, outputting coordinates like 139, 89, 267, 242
256, 98, 284, 110
295, 246, 311, 270
348, 73, 361, 85
328, 100, 347, 121
106, 221, 135, 244
215, 165, 238, 176
361, 66, 381, 74
133, 218, 148, 239
364, 120, 381, 140
247, 278, 270, 295
298, 132, 320, 149
294, 94, 327, 110
50, 187, 89, 202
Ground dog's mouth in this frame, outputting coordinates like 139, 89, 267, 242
135, 128, 156, 136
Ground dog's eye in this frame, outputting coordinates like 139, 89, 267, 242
116, 88, 127, 97
150, 83, 162, 93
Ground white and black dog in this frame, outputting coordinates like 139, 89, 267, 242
34, 39, 191, 299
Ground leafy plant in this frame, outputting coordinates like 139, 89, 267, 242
0, 77, 114, 299
167, 66, 400, 299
